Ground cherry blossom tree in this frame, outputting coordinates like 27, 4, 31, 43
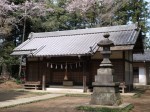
14, 0, 53, 42
0, 0, 53, 39
66, 0, 96, 13
0, 0, 53, 78
66, 0, 128, 26
0, 0, 19, 35
15, 0, 53, 77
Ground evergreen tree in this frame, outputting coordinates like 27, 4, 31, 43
114, 0, 150, 48
66, 0, 150, 48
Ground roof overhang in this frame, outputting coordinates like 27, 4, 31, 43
11, 50, 32, 56
11, 45, 134, 57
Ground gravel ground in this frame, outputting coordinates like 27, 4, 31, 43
1, 90, 150, 112
0, 96, 89, 112
1, 83, 150, 112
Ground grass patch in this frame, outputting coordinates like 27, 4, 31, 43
29, 91, 50, 95
132, 89, 146, 98
66, 94, 90, 97
132, 93, 141, 98
14, 89, 50, 95
0, 80, 4, 84
122, 104, 134, 112
76, 104, 133, 112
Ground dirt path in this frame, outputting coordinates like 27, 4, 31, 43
1, 90, 150, 112
123, 90, 150, 112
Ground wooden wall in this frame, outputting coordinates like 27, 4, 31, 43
26, 57, 89, 85
124, 51, 133, 85
26, 50, 133, 87
90, 60, 124, 83
26, 59, 125, 86
91, 51, 123, 59
146, 63, 150, 85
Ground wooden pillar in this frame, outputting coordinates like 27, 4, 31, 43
123, 51, 125, 82
38, 58, 40, 81
42, 74, 46, 90
83, 61, 87, 93
83, 75, 87, 92
26, 57, 28, 82
42, 58, 46, 90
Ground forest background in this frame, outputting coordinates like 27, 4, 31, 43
0, 0, 149, 79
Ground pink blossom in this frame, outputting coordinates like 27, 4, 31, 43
66, 0, 128, 14
66, 0, 96, 13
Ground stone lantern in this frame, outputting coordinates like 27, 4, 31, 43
90, 33, 121, 106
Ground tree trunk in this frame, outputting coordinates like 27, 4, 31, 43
1, 63, 10, 80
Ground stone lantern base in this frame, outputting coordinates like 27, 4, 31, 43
90, 68, 122, 106
90, 86, 122, 105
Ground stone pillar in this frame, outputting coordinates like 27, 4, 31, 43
90, 33, 121, 106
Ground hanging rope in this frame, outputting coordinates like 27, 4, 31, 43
50, 63, 53, 68
47, 62, 49, 67
61, 64, 63, 69
64, 62, 68, 80
49, 62, 82, 69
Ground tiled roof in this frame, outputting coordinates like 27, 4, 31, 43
133, 50, 150, 62
12, 24, 140, 57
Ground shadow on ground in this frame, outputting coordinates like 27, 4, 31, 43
0, 90, 34, 101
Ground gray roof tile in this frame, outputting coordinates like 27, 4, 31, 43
133, 50, 150, 62
12, 24, 140, 57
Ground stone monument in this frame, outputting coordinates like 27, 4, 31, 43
90, 33, 122, 106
